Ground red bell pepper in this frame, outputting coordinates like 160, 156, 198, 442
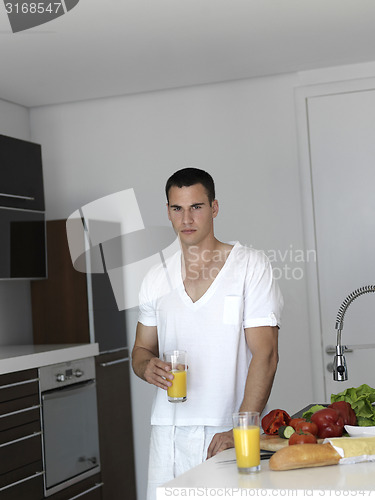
328, 401, 357, 426
261, 409, 291, 435
311, 408, 344, 438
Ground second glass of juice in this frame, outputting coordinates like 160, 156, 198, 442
232, 411, 260, 473
163, 350, 187, 403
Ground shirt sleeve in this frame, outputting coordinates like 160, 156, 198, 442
243, 250, 284, 329
137, 271, 158, 327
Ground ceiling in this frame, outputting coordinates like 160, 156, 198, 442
1, 0, 375, 107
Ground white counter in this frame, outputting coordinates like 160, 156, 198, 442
0, 343, 99, 374
158, 448, 375, 498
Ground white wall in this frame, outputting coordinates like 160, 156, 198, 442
29, 73, 312, 500
0, 99, 35, 346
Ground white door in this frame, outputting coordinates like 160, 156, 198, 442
303, 84, 375, 400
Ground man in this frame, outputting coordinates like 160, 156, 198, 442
132, 167, 283, 499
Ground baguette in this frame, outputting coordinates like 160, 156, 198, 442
269, 443, 341, 471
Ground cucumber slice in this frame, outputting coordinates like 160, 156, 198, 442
278, 425, 295, 439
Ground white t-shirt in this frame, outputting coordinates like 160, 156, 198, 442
138, 241, 283, 427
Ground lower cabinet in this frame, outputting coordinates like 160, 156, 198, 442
0, 369, 44, 500
95, 349, 137, 500
0, 368, 104, 500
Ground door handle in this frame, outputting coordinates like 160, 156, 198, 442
326, 345, 353, 355
326, 344, 375, 354
99, 357, 129, 367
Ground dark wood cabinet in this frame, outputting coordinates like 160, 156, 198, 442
0, 369, 44, 500
95, 350, 137, 500
0, 367, 105, 500
0, 135, 46, 279
0, 134, 44, 211
31, 219, 90, 344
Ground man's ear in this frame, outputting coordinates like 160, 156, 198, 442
166, 202, 171, 221
212, 199, 219, 219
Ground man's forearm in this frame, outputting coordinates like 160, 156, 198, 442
239, 352, 278, 414
131, 346, 158, 381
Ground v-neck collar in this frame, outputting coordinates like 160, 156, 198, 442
177, 241, 239, 308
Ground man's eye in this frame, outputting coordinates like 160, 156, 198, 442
173, 207, 181, 211
192, 205, 201, 210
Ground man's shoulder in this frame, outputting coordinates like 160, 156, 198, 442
142, 249, 180, 282
232, 242, 269, 264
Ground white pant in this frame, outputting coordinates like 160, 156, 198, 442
147, 425, 231, 500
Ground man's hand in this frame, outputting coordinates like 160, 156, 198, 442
132, 322, 174, 389
206, 430, 234, 459
144, 356, 174, 390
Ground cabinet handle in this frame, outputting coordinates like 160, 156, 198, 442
0, 377, 39, 390
100, 357, 129, 367
0, 471, 44, 492
0, 404, 41, 419
67, 482, 104, 500
0, 431, 42, 448
0, 192, 35, 201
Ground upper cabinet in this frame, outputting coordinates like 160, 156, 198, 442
0, 135, 45, 211
0, 134, 47, 279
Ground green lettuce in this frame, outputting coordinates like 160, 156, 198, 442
330, 384, 375, 426
302, 404, 326, 421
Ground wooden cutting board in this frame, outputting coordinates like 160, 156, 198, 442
260, 434, 323, 451
260, 434, 289, 451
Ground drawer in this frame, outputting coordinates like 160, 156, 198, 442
0, 380, 39, 403
0, 432, 42, 475
0, 393, 40, 418
0, 405, 40, 432
0, 369, 38, 387
0, 420, 40, 446
0, 468, 44, 500
0, 459, 43, 489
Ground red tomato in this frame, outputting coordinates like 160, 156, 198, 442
289, 431, 317, 446
289, 418, 306, 430
294, 421, 319, 437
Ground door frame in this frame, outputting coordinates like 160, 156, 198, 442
294, 76, 375, 402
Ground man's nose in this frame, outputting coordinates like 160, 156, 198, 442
182, 209, 193, 224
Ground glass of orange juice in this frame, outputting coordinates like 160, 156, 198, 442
163, 350, 187, 403
232, 411, 260, 473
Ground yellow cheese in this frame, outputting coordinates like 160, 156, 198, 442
328, 436, 375, 458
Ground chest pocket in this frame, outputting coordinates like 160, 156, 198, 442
222, 295, 243, 326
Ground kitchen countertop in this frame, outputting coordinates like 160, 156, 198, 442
0, 343, 99, 374
158, 448, 375, 498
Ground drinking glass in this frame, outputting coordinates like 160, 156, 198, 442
232, 411, 260, 473
163, 350, 187, 403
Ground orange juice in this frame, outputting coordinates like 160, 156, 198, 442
167, 370, 187, 399
233, 425, 260, 469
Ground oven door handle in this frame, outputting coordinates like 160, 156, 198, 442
42, 379, 96, 401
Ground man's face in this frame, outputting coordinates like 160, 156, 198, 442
167, 183, 218, 248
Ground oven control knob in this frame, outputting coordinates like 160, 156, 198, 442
74, 369, 83, 378
56, 373, 66, 382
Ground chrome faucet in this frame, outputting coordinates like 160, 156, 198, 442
333, 285, 375, 381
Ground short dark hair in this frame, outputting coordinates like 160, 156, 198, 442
165, 167, 215, 205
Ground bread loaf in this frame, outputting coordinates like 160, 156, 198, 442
269, 443, 341, 471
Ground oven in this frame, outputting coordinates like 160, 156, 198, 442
39, 357, 101, 496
